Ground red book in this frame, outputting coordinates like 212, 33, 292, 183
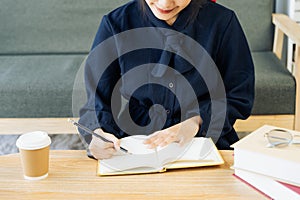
233, 174, 271, 199
234, 169, 300, 199
278, 181, 300, 195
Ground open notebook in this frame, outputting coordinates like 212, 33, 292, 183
97, 136, 224, 176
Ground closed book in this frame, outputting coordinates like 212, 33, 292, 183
234, 168, 300, 199
231, 125, 300, 186
97, 136, 224, 176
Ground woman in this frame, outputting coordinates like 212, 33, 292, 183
79, 0, 254, 159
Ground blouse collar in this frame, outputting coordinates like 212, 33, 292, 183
138, 0, 200, 77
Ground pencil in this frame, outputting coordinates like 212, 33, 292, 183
68, 119, 130, 154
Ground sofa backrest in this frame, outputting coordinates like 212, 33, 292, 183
0, 0, 274, 54
217, 0, 274, 52
0, 0, 128, 55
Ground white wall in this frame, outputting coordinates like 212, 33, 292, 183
275, 0, 289, 14
275, 0, 294, 71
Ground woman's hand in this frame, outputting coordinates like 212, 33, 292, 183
88, 128, 120, 159
144, 116, 202, 148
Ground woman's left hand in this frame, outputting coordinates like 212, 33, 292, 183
143, 115, 202, 148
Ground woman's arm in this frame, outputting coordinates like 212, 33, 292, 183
200, 11, 255, 149
78, 16, 122, 145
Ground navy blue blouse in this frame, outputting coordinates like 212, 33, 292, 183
79, 0, 255, 149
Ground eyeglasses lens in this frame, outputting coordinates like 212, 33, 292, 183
266, 129, 293, 147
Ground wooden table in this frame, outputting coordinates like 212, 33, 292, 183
0, 150, 266, 199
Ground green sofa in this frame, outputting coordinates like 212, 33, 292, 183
218, 0, 298, 131
0, 0, 128, 118
219, 0, 295, 114
0, 0, 298, 132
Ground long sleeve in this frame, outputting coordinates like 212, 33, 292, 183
78, 16, 122, 144
199, 11, 255, 149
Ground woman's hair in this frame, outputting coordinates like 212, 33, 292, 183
138, 0, 208, 23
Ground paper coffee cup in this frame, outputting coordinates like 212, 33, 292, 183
16, 131, 51, 180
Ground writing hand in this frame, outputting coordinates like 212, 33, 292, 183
89, 128, 120, 159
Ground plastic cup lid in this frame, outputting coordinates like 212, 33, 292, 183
16, 131, 51, 150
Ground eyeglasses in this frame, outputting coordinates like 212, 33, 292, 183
264, 129, 300, 148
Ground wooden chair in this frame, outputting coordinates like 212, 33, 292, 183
235, 13, 300, 132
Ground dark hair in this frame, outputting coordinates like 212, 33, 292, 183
138, 0, 208, 23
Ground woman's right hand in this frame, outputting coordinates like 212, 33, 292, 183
88, 128, 120, 160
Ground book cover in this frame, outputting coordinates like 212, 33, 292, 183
278, 181, 300, 195
234, 168, 300, 199
231, 125, 300, 186
97, 136, 224, 176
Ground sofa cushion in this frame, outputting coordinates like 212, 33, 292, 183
0, 0, 129, 54
0, 55, 86, 117
218, 0, 274, 52
1, 52, 292, 118
251, 52, 296, 115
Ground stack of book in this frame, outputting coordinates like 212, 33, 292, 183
231, 125, 300, 199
